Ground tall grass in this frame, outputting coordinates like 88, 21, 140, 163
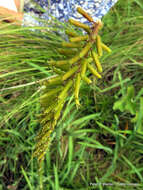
0, 0, 143, 189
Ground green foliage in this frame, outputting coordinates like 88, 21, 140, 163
113, 85, 143, 134
113, 85, 136, 114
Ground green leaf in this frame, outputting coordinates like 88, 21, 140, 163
113, 98, 125, 112
135, 98, 143, 134
113, 85, 136, 114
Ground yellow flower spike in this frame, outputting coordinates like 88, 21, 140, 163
87, 57, 93, 63
57, 48, 77, 56
58, 80, 73, 100
65, 30, 78, 37
69, 43, 92, 65
36, 132, 52, 153
34, 6, 111, 167
54, 92, 68, 121
75, 98, 80, 108
101, 43, 112, 53
68, 18, 91, 33
36, 125, 52, 143
81, 60, 87, 78
97, 20, 103, 30
40, 87, 63, 100
90, 20, 103, 40
87, 63, 102, 79
56, 93, 67, 111
74, 73, 81, 108
49, 60, 67, 65
56, 64, 70, 72
79, 42, 93, 58
62, 41, 83, 48
38, 151, 46, 163
91, 32, 97, 41
69, 35, 89, 43
49, 60, 68, 67
44, 76, 63, 86
49, 60, 69, 71
69, 55, 81, 65
77, 7, 94, 23
54, 102, 64, 122
52, 68, 65, 75
82, 76, 92, 84
80, 57, 93, 77
33, 120, 53, 163
56, 60, 69, 65
35, 141, 46, 153
62, 65, 79, 81
91, 50, 103, 73
44, 104, 55, 114
40, 113, 53, 125
96, 35, 103, 57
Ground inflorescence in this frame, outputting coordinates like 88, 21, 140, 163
34, 7, 111, 165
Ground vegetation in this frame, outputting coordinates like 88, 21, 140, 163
0, 0, 143, 189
